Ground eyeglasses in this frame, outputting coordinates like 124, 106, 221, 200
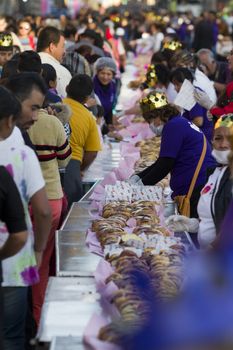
19, 26, 30, 30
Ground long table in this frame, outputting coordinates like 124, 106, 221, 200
38, 186, 194, 350
82, 141, 122, 184
38, 62, 145, 349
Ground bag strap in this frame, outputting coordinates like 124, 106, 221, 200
186, 134, 207, 200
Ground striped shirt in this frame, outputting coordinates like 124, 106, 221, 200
28, 110, 71, 199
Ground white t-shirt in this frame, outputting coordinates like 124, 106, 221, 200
152, 32, 164, 53
39, 52, 72, 98
0, 130, 45, 286
197, 166, 227, 248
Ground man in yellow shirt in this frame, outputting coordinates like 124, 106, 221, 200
63, 74, 101, 206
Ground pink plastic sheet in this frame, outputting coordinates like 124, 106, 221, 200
113, 161, 135, 181
117, 128, 132, 138
126, 218, 137, 228
118, 114, 135, 127
123, 155, 139, 169
89, 192, 105, 202
120, 142, 139, 156
94, 259, 114, 290
83, 313, 121, 350
100, 281, 118, 301
119, 88, 142, 110
101, 171, 118, 186
86, 230, 103, 257
90, 201, 104, 213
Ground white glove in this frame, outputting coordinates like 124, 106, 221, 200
194, 89, 215, 110
127, 174, 141, 184
127, 174, 144, 186
165, 215, 199, 233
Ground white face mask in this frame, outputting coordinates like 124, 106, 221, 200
150, 124, 163, 136
212, 149, 231, 165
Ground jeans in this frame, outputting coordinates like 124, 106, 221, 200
2, 287, 28, 350
64, 159, 83, 208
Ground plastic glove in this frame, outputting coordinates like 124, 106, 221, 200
194, 89, 215, 110
165, 215, 199, 233
127, 174, 141, 184
127, 174, 144, 186
133, 178, 144, 186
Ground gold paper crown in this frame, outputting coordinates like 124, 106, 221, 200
0, 33, 13, 48
163, 41, 182, 51
140, 92, 168, 114
215, 114, 233, 130
146, 64, 158, 88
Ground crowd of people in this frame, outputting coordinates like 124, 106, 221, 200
1, 4, 233, 350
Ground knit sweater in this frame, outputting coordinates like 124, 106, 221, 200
28, 110, 71, 199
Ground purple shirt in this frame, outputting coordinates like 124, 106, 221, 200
182, 102, 214, 143
160, 115, 216, 196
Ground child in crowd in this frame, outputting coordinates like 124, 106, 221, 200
41, 63, 62, 104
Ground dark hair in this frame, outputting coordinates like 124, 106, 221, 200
66, 74, 93, 103
151, 52, 166, 65
79, 29, 103, 49
18, 18, 31, 29
161, 48, 176, 67
18, 50, 42, 73
170, 67, 194, 84
154, 64, 170, 86
41, 63, 57, 88
0, 86, 21, 121
63, 23, 77, 39
142, 104, 180, 124
37, 26, 61, 52
76, 45, 92, 58
5, 72, 47, 102
87, 54, 101, 64
149, 22, 164, 34
1, 58, 19, 78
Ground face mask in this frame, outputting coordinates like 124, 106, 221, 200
212, 149, 231, 165
150, 124, 163, 136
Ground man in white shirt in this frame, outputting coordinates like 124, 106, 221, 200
37, 26, 72, 97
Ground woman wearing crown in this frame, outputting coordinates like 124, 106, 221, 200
129, 91, 216, 224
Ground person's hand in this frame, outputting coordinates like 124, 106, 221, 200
127, 174, 140, 184
46, 106, 57, 116
35, 251, 43, 268
85, 97, 97, 108
165, 215, 199, 233
194, 89, 215, 110
127, 174, 144, 186
108, 124, 115, 132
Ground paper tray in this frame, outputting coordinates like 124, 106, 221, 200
60, 201, 93, 231
38, 277, 101, 342
50, 336, 90, 350
56, 230, 101, 277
